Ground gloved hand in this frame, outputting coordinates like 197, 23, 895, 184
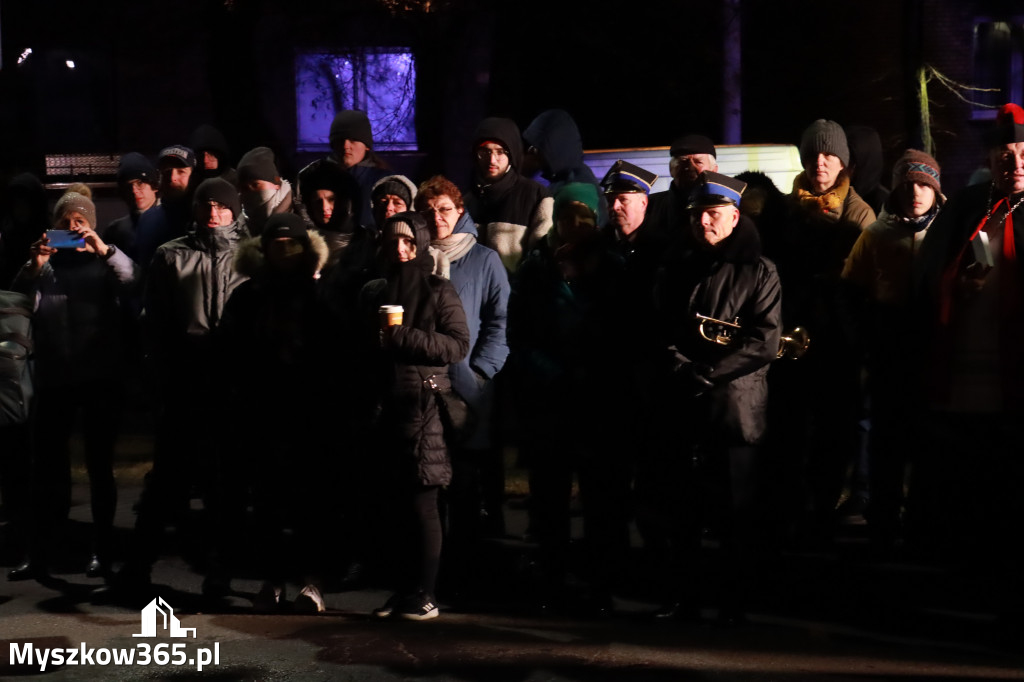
675, 362, 714, 397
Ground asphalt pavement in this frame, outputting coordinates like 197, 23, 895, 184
1, 474, 1022, 681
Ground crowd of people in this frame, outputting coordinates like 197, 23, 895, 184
0, 102, 1022, 625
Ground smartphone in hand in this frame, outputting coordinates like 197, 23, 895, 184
45, 230, 86, 249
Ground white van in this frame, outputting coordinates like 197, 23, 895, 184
583, 144, 803, 194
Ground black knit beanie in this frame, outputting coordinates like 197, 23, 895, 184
237, 147, 279, 186
371, 175, 417, 208
193, 177, 241, 219
329, 110, 374, 150
117, 152, 158, 187
261, 212, 310, 250
799, 119, 850, 168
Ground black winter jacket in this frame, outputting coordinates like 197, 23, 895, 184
362, 236, 470, 487
465, 117, 553, 270
656, 216, 782, 445
12, 247, 139, 388
218, 230, 332, 432
509, 233, 631, 448
645, 182, 697, 256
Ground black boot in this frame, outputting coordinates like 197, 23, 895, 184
7, 556, 38, 581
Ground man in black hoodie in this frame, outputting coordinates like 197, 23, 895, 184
465, 117, 552, 272
845, 125, 890, 216
522, 109, 606, 226
188, 124, 238, 187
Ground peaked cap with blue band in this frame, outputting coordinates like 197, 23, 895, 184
687, 171, 746, 209
600, 160, 658, 195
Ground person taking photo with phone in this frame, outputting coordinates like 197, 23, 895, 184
8, 185, 139, 582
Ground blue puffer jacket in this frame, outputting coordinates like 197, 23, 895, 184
445, 210, 510, 449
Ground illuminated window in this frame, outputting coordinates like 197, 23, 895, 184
972, 20, 1024, 118
296, 49, 417, 151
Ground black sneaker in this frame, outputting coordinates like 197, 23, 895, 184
396, 592, 439, 621
253, 581, 285, 613
373, 592, 403, 619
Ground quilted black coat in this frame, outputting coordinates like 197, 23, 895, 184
656, 215, 783, 445
362, 215, 470, 486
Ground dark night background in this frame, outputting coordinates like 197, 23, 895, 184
0, 0, 1021, 194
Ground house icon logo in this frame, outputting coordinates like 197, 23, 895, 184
133, 597, 196, 638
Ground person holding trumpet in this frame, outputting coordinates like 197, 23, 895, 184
649, 171, 782, 624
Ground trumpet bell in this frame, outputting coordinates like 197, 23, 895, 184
778, 327, 810, 360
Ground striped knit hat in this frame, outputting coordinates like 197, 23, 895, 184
892, 149, 940, 194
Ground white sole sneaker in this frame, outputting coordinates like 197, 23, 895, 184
397, 597, 439, 621
373, 593, 402, 619
293, 584, 326, 613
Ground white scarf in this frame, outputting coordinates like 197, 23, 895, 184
431, 232, 476, 263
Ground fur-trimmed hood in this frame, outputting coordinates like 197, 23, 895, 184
233, 228, 329, 279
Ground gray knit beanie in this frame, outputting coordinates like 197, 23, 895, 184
800, 119, 850, 169
383, 219, 415, 241
237, 147, 279, 186
53, 188, 97, 229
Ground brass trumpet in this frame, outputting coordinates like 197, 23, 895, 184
695, 313, 810, 360
696, 313, 742, 346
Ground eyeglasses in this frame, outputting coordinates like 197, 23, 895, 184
422, 205, 457, 216
476, 147, 507, 161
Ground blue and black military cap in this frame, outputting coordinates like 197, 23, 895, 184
600, 160, 658, 195
687, 171, 746, 209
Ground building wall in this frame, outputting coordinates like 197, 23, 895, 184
2, 0, 1017, 198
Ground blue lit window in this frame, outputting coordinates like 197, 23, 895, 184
296, 49, 417, 151
971, 20, 1024, 119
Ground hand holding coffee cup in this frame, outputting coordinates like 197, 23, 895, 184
379, 305, 404, 328
378, 305, 404, 346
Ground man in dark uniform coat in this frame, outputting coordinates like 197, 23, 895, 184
650, 171, 782, 624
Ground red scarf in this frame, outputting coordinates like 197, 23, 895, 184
934, 195, 1023, 408
939, 197, 1018, 325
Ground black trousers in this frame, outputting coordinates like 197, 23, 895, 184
127, 380, 221, 572
526, 430, 632, 592
0, 421, 32, 556
30, 380, 121, 560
